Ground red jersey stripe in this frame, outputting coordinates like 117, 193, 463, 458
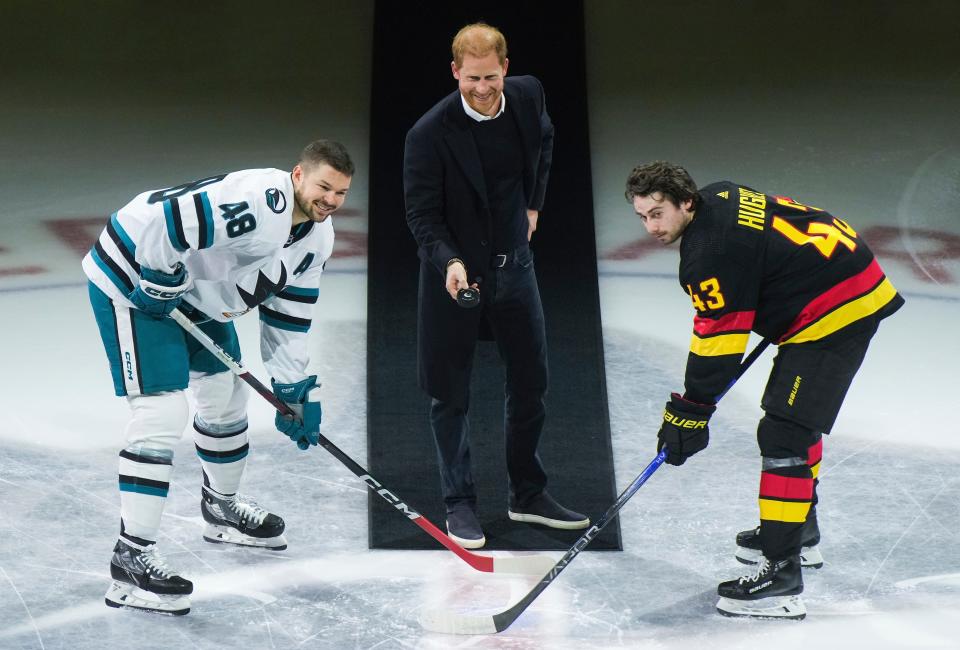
780, 259, 885, 341
693, 310, 755, 336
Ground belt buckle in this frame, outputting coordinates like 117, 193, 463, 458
493, 254, 507, 268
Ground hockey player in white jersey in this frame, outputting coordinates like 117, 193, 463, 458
83, 139, 354, 615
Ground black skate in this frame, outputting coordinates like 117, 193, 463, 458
105, 539, 193, 615
201, 486, 287, 550
735, 520, 822, 569
716, 555, 806, 620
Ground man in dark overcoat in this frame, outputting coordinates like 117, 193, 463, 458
403, 22, 589, 548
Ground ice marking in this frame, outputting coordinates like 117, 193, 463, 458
896, 148, 960, 285
0, 565, 45, 649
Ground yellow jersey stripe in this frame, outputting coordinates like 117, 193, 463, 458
690, 332, 750, 357
782, 278, 898, 345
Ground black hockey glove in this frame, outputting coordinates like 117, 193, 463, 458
657, 393, 716, 466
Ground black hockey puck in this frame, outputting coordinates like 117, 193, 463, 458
456, 287, 480, 308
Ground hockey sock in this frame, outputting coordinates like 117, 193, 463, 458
758, 461, 814, 558
118, 446, 174, 543
193, 415, 249, 495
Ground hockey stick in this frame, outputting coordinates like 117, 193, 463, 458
170, 308, 553, 576
420, 337, 772, 634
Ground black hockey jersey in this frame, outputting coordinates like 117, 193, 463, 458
678, 181, 904, 404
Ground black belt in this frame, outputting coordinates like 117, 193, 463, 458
490, 245, 528, 269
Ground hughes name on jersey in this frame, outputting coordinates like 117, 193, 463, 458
82, 168, 334, 383
678, 181, 903, 406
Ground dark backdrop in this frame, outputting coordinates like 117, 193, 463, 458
366, 0, 620, 549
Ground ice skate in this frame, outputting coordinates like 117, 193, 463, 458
105, 539, 193, 615
716, 555, 806, 620
734, 521, 823, 569
201, 486, 287, 550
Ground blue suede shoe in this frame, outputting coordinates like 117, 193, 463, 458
508, 490, 590, 530
446, 504, 485, 549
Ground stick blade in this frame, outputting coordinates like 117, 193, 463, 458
492, 554, 555, 575
419, 608, 498, 635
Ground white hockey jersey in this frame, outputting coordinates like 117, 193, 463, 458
82, 168, 334, 383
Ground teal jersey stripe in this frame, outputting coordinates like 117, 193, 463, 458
110, 213, 137, 258
277, 285, 319, 304
259, 311, 311, 333
119, 482, 169, 497
197, 191, 215, 249
163, 200, 189, 251
91, 245, 134, 295
196, 449, 249, 464
280, 286, 319, 298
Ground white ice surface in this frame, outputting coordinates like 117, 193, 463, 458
1, 265, 959, 649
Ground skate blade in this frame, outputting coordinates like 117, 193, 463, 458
716, 595, 806, 620
734, 547, 763, 565
203, 523, 288, 550
798, 546, 824, 569
105, 581, 190, 616
735, 546, 823, 569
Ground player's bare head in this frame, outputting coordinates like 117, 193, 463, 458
299, 139, 355, 178
292, 141, 353, 225
451, 22, 507, 68
625, 161, 698, 209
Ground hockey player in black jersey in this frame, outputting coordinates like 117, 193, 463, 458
625, 161, 903, 620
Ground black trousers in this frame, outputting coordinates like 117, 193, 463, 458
430, 245, 549, 511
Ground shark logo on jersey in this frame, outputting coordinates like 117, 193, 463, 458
265, 188, 287, 214
237, 264, 288, 308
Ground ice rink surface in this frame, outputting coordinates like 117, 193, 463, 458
3, 2, 960, 648
2, 225, 959, 649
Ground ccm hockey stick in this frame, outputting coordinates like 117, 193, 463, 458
420, 338, 772, 634
171, 308, 553, 576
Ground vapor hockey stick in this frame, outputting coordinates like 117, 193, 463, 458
170, 308, 553, 576
419, 337, 772, 634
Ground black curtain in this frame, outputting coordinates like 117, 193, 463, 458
366, 0, 620, 550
